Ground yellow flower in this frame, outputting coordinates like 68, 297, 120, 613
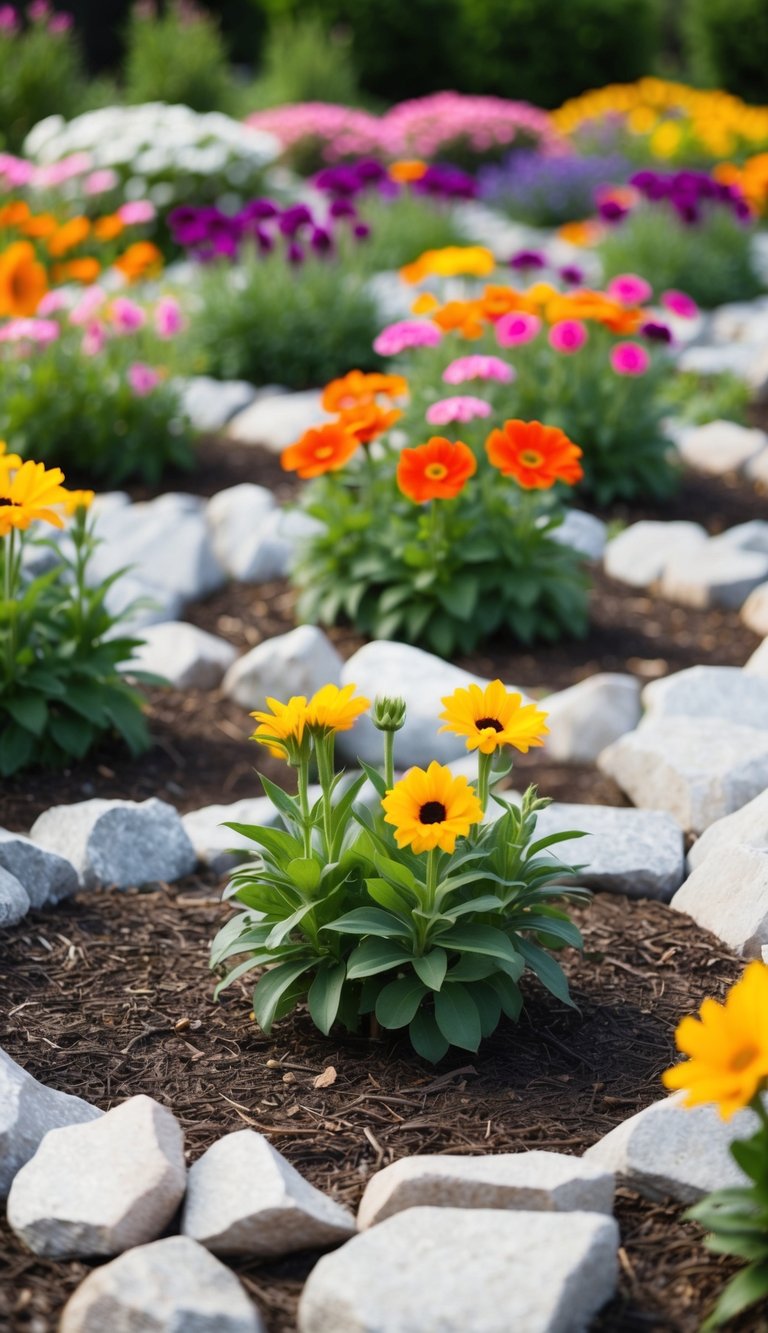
59, 488, 95, 516
0, 441, 22, 476
439, 680, 549, 756
0, 460, 67, 537
307, 683, 370, 734
382, 760, 483, 854
400, 245, 496, 286
662, 962, 768, 1120
249, 695, 308, 761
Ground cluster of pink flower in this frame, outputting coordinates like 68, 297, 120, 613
0, 1, 72, 32
245, 103, 385, 164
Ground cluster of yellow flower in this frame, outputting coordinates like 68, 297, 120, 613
0, 441, 92, 538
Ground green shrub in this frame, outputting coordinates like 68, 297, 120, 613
683, 0, 768, 104
0, 8, 89, 153
246, 13, 362, 112
123, 0, 238, 114
355, 194, 467, 274
662, 371, 751, 427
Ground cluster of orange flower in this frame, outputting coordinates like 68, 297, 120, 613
0, 201, 162, 317
282, 371, 407, 478
714, 153, 768, 216
421, 281, 643, 340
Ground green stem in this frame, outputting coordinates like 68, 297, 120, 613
425, 847, 439, 908
3, 527, 18, 682
314, 732, 335, 860
383, 729, 395, 791
477, 750, 493, 816
297, 756, 312, 859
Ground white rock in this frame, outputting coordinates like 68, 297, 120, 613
298, 1206, 618, 1333
213, 505, 322, 584
222, 625, 342, 712
130, 621, 237, 690
206, 483, 276, 579
7, 1095, 186, 1258
745, 448, 768, 486
0, 867, 31, 926
0, 1049, 101, 1197
677, 419, 768, 476
742, 582, 768, 637
357, 1152, 614, 1230
603, 520, 707, 588
31, 797, 197, 889
0, 829, 79, 907
677, 342, 763, 382
709, 296, 768, 345
178, 375, 258, 433
584, 1095, 757, 1203
642, 665, 768, 731
543, 674, 641, 763
103, 571, 184, 634
89, 495, 226, 605
59, 1235, 265, 1333
660, 544, 768, 610
182, 797, 276, 873
535, 803, 685, 900
672, 843, 768, 954
707, 519, 768, 557
182, 1129, 356, 1257
548, 510, 607, 562
227, 389, 327, 451
598, 718, 768, 834
745, 638, 768, 677
689, 787, 768, 869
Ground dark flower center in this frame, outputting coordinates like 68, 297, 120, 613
0, 499, 20, 507
419, 800, 447, 825
475, 716, 503, 732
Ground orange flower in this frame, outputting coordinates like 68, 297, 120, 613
401, 245, 495, 285
321, 370, 407, 413
486, 420, 583, 490
389, 159, 428, 183
93, 214, 125, 242
0, 202, 31, 227
478, 285, 536, 322
337, 402, 402, 443
47, 216, 91, 257
546, 290, 642, 334
20, 213, 58, 239
281, 423, 360, 478
411, 292, 439, 315
53, 257, 101, 285
431, 299, 486, 339
0, 241, 48, 317
557, 219, 604, 247
113, 241, 163, 282
397, 436, 477, 503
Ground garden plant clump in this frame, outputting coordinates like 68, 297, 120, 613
212, 682, 588, 1062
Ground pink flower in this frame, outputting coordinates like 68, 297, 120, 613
27, 0, 51, 20
49, 10, 73, 31
117, 200, 156, 226
548, 319, 588, 354
81, 321, 106, 357
69, 285, 107, 326
426, 395, 492, 425
0, 6, 18, 31
373, 319, 442, 356
662, 289, 699, 320
154, 295, 183, 338
607, 274, 653, 306
0, 317, 58, 345
443, 354, 514, 384
495, 311, 541, 347
84, 168, 118, 195
610, 341, 650, 376
128, 362, 160, 396
36, 289, 67, 316
110, 297, 146, 333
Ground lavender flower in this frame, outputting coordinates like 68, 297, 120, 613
478, 149, 632, 227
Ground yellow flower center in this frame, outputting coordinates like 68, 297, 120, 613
315, 445, 335, 460
520, 450, 543, 467
425, 463, 448, 480
475, 716, 503, 732
419, 800, 447, 825
730, 1044, 759, 1072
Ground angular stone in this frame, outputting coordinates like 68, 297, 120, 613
226, 389, 327, 451
89, 495, 226, 605
59, 1235, 265, 1333
31, 797, 197, 890
131, 621, 237, 691
0, 829, 79, 908
535, 803, 684, 900
178, 375, 258, 433
206, 483, 276, 579
222, 625, 343, 712
182, 797, 276, 873
357, 1152, 614, 1230
672, 843, 768, 955
598, 718, 768, 834
745, 449, 768, 486
0, 867, 30, 927
660, 545, 768, 610
603, 520, 707, 588
7, 1095, 186, 1258
217, 507, 322, 584
543, 674, 641, 763
584, 1095, 756, 1204
103, 571, 184, 635
182, 1129, 356, 1257
677, 419, 768, 476
298, 1206, 618, 1333
642, 665, 768, 731
0, 1049, 101, 1197
745, 638, 768, 678
707, 519, 768, 557
689, 787, 768, 869
742, 582, 768, 637
549, 509, 607, 562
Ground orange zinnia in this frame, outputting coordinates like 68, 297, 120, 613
93, 214, 125, 242
53, 257, 101, 285
0, 201, 31, 226
389, 159, 428, 183
431, 299, 486, 340
113, 241, 163, 282
337, 402, 402, 444
486, 420, 583, 490
397, 436, 477, 503
47, 216, 91, 257
321, 370, 407, 413
281, 423, 360, 478
0, 241, 48, 317
21, 213, 58, 239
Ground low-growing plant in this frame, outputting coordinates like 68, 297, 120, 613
477, 149, 632, 228
0, 3, 88, 154
211, 683, 588, 1061
123, 0, 238, 116
662, 370, 750, 427
0, 449, 149, 775
247, 13, 362, 114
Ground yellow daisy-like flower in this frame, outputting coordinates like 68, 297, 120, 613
0, 460, 67, 537
250, 695, 308, 761
662, 962, 768, 1120
439, 680, 549, 756
306, 683, 370, 734
0, 441, 22, 477
59, 488, 95, 517
382, 760, 483, 855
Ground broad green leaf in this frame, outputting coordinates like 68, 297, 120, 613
516, 939, 574, 1006
224, 822, 302, 862
307, 962, 346, 1036
409, 1009, 449, 1063
375, 975, 427, 1030
366, 877, 413, 915
701, 1260, 768, 1330
4, 691, 47, 737
266, 901, 315, 948
436, 923, 524, 969
434, 985, 481, 1053
469, 981, 502, 1038
346, 938, 415, 980
252, 959, 315, 1034
413, 948, 447, 991
0, 721, 34, 775
260, 773, 303, 826
325, 907, 407, 938
287, 857, 322, 895
49, 712, 94, 759
488, 972, 523, 1021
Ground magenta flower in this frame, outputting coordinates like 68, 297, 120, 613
426, 395, 492, 425
548, 319, 587, 354
0, 317, 58, 345
610, 342, 650, 376
443, 354, 514, 385
495, 311, 541, 347
118, 200, 156, 226
81, 321, 106, 357
373, 320, 442, 356
154, 295, 183, 338
128, 363, 161, 396
607, 274, 653, 306
662, 289, 699, 320
0, 5, 18, 30
49, 10, 73, 31
110, 297, 146, 333
27, 0, 50, 20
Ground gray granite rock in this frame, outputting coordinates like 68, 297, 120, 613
0, 867, 31, 927
549, 510, 607, 562
660, 544, 768, 610
206, 483, 276, 579
298, 1206, 618, 1333
31, 797, 197, 890
357, 1152, 614, 1230
178, 376, 258, 433
103, 571, 184, 635
222, 625, 343, 712
130, 621, 237, 690
0, 829, 79, 908
182, 797, 277, 873
677, 342, 764, 382
89, 494, 226, 605
0, 1049, 102, 1197
688, 788, 768, 870
59, 1235, 265, 1333
7, 1095, 186, 1258
182, 1130, 356, 1257
642, 665, 768, 731
535, 803, 685, 900
603, 520, 707, 589
227, 390, 326, 451
707, 519, 768, 557
672, 843, 768, 955
543, 674, 641, 763
677, 419, 768, 476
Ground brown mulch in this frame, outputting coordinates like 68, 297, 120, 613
0, 883, 765, 1332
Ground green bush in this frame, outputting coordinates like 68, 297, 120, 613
0, 8, 89, 153
355, 195, 467, 274
123, 0, 238, 114
246, 13, 362, 111
683, 0, 768, 103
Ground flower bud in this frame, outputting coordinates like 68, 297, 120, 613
373, 696, 406, 732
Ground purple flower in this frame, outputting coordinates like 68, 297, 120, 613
509, 248, 546, 271
287, 241, 304, 265
478, 149, 631, 226
278, 204, 314, 237
239, 197, 278, 222
640, 320, 673, 344
310, 226, 333, 255
353, 222, 370, 240
598, 199, 629, 223
559, 265, 584, 286
329, 198, 357, 219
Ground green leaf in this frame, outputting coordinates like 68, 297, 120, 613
4, 691, 47, 737
434, 985, 482, 1053
366, 877, 413, 915
488, 971, 523, 1022
286, 857, 322, 895
224, 822, 302, 862
470, 981, 503, 1037
516, 939, 574, 1006
326, 907, 407, 938
49, 712, 94, 759
0, 720, 35, 775
346, 938, 415, 980
375, 975, 427, 1029
409, 1009, 449, 1063
373, 855, 420, 894
436, 923, 524, 969
260, 773, 302, 826
701, 1261, 768, 1330
307, 962, 346, 1036
413, 948, 447, 991
265, 901, 315, 948
251, 959, 315, 1034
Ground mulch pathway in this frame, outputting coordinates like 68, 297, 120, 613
0, 883, 765, 1331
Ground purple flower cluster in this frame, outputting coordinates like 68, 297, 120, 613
477, 150, 632, 226
168, 197, 363, 263
313, 158, 477, 201
628, 169, 752, 225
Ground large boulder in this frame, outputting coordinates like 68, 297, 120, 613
30, 797, 197, 890
534, 803, 685, 900
0, 1048, 101, 1197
